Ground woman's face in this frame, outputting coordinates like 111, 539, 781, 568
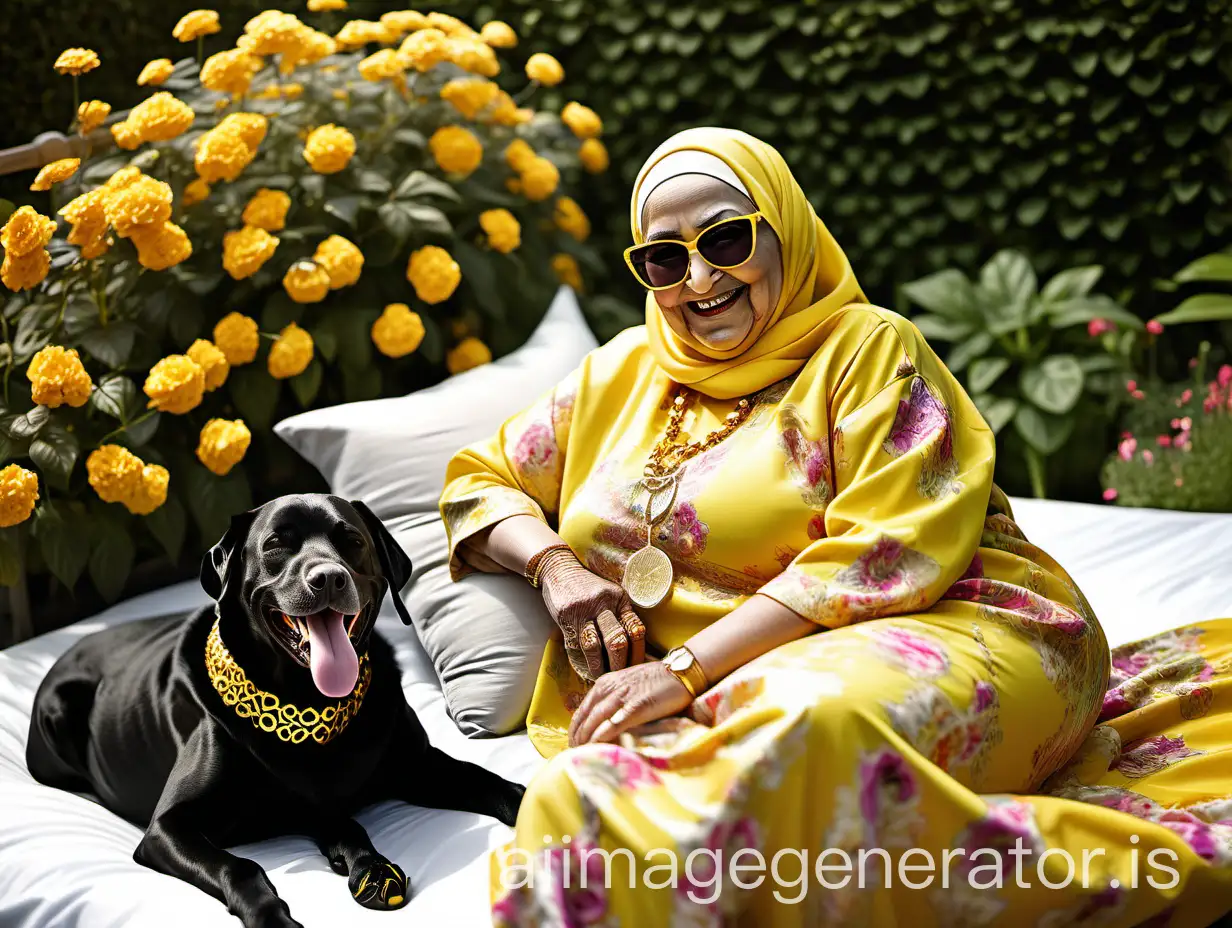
640, 174, 783, 353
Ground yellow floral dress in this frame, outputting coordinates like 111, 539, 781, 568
440, 306, 1232, 927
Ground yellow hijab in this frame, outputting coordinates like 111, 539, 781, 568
630, 127, 867, 400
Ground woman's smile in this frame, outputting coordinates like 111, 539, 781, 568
688, 283, 747, 316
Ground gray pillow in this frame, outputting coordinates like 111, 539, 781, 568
274, 287, 598, 735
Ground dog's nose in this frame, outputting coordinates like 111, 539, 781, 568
306, 563, 349, 594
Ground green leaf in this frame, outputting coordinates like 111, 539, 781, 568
1041, 266, 1103, 301
378, 201, 414, 244
946, 331, 994, 372
185, 466, 253, 549
979, 249, 1037, 312
355, 170, 392, 195
29, 425, 79, 490
393, 170, 462, 203
1047, 295, 1145, 330
0, 533, 22, 587
262, 291, 303, 334
324, 195, 362, 227
8, 405, 50, 439
1153, 294, 1232, 326
454, 242, 505, 319
1020, 355, 1085, 415
145, 495, 186, 562
404, 203, 452, 237
79, 322, 137, 369
89, 521, 134, 603
229, 366, 280, 431
1013, 404, 1075, 454
900, 268, 978, 319
910, 313, 976, 342
342, 365, 382, 403
0, 199, 15, 224
123, 412, 161, 448
1174, 254, 1232, 284
291, 359, 323, 408
969, 358, 1011, 394
393, 128, 426, 149
37, 508, 90, 590
974, 394, 1018, 434
90, 375, 140, 421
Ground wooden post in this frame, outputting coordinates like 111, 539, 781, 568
0, 126, 118, 179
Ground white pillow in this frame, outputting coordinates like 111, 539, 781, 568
274, 287, 597, 735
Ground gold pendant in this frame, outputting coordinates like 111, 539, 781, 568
623, 544, 674, 609
641, 473, 678, 524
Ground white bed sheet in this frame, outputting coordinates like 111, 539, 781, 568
2, 497, 1230, 928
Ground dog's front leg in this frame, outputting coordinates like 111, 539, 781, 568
310, 815, 410, 910
133, 724, 302, 928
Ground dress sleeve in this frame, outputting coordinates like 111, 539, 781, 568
758, 319, 996, 628
439, 364, 581, 582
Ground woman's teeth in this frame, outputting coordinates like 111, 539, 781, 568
690, 286, 744, 314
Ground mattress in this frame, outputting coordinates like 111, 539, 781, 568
2, 497, 1230, 928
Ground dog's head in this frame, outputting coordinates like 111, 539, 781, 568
200, 494, 413, 699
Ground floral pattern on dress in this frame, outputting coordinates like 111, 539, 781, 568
862, 624, 951, 679
1112, 734, 1203, 779
881, 376, 961, 500
883, 678, 1002, 781
1100, 626, 1215, 720
778, 403, 832, 508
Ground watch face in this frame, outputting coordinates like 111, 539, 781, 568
668, 650, 692, 672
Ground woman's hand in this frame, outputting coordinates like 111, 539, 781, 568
538, 549, 646, 681
568, 661, 693, 747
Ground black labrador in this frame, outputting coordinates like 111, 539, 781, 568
26, 494, 525, 927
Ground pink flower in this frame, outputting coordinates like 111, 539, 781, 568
1132, 389, 1145, 400
1147, 319, 1164, 335
1179, 389, 1193, 404
1103, 488, 1118, 501
875, 627, 949, 677
859, 750, 918, 826
1190, 357, 1199, 369
974, 680, 997, 712
1142, 450, 1154, 465
1126, 379, 1138, 392
1088, 318, 1114, 337
1220, 364, 1232, 387
1117, 437, 1137, 461
1157, 434, 1173, 447
1175, 478, 1184, 487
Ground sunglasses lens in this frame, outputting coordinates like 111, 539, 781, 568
631, 242, 689, 288
699, 218, 755, 268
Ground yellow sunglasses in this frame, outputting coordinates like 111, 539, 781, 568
624, 212, 764, 291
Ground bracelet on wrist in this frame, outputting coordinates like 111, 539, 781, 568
524, 543, 574, 588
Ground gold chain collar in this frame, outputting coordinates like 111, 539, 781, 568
204, 614, 371, 745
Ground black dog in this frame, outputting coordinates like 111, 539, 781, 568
26, 494, 525, 927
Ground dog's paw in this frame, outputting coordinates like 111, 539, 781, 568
348, 856, 410, 910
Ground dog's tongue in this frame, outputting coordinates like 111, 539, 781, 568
306, 610, 359, 698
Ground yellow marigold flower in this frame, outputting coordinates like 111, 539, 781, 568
561, 101, 602, 140
186, 339, 230, 391
128, 92, 195, 142
77, 100, 111, 134
406, 245, 460, 304
183, 177, 211, 207
103, 166, 143, 193
79, 235, 111, 260
54, 48, 100, 76
398, 28, 448, 71
0, 465, 39, 527
505, 177, 522, 196
217, 112, 268, 150
126, 464, 169, 515
240, 10, 310, 57
447, 37, 499, 77
1, 206, 57, 257
173, 10, 221, 42
144, 354, 205, 414
334, 18, 394, 49
488, 90, 521, 126
268, 322, 314, 379
281, 81, 306, 99
27, 346, 92, 408
371, 303, 424, 358
308, 0, 346, 10
429, 125, 482, 177
103, 175, 172, 237
519, 156, 560, 202
299, 30, 337, 64
480, 208, 520, 254
440, 77, 499, 119
525, 52, 564, 86
213, 312, 259, 365
579, 137, 609, 174
303, 124, 356, 174
446, 337, 491, 375
358, 48, 405, 81
283, 260, 331, 303
222, 225, 279, 280
138, 58, 174, 86
201, 49, 261, 96
554, 196, 590, 242
313, 235, 363, 289
552, 252, 583, 291
110, 120, 142, 150
196, 418, 251, 476
242, 188, 290, 231
503, 138, 536, 172
1, 250, 50, 292
195, 127, 255, 183
87, 445, 144, 505
129, 221, 192, 271
381, 10, 426, 35
60, 189, 107, 241
480, 20, 517, 48
30, 158, 79, 192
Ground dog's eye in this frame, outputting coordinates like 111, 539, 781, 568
263, 535, 288, 553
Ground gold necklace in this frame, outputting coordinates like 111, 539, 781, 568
621, 386, 752, 608
204, 615, 371, 745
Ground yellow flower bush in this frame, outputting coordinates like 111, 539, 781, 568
130, 221, 192, 270
480, 21, 517, 48
144, 354, 205, 414
553, 253, 583, 291
223, 225, 279, 280
525, 52, 564, 86
183, 178, 212, 207
480, 209, 521, 253
31, 157, 81, 192
554, 196, 591, 242
54, 48, 100, 75
27, 346, 93, 407
186, 339, 230, 391
126, 464, 170, 515
127, 92, 195, 142
195, 125, 257, 183
104, 175, 172, 236
371, 304, 425, 358
173, 10, 221, 42
504, 139, 537, 172
561, 102, 602, 140
268, 323, 314, 378
87, 445, 144, 505
381, 10, 426, 34
303, 124, 356, 174
520, 156, 560, 201
197, 419, 252, 476
358, 49, 405, 82
430, 125, 483, 177
214, 312, 259, 365
309, 0, 347, 11
579, 138, 610, 174
0, 466, 39, 528
2, 206, 57, 256
335, 19, 395, 50
398, 28, 449, 71
2, 249, 51, 291
201, 49, 261, 96
440, 78, 500, 120
446, 337, 492, 374
313, 235, 363, 288
138, 59, 174, 86
407, 245, 461, 304
283, 260, 331, 303
242, 188, 291, 231
111, 121, 142, 150
77, 101, 111, 134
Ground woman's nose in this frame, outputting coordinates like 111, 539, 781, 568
687, 252, 716, 294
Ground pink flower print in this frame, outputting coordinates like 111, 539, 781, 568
859, 749, 918, 827
873, 626, 950, 679
960, 553, 984, 581
974, 680, 997, 713
543, 841, 609, 926
883, 377, 950, 457
846, 537, 929, 593
1113, 735, 1202, 778
669, 502, 708, 558
1161, 819, 1219, 861
676, 817, 761, 906
1112, 650, 1154, 677
779, 404, 832, 506
491, 888, 522, 926
807, 513, 825, 540
585, 744, 663, 791
959, 801, 1039, 879
513, 421, 557, 471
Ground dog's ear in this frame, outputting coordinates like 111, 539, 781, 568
200, 509, 259, 603
350, 499, 415, 626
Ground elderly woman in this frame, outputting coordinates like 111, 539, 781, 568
441, 129, 1232, 926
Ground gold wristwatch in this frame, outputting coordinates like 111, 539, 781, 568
662, 646, 708, 698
